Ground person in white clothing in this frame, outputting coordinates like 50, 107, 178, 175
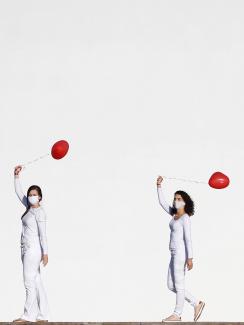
13, 165, 49, 323
156, 176, 205, 322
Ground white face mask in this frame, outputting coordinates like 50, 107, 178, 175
28, 195, 40, 205
174, 200, 185, 210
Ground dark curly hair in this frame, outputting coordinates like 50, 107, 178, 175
172, 190, 195, 216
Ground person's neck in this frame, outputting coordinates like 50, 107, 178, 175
175, 209, 185, 218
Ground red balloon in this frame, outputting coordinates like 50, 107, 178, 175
51, 140, 69, 160
208, 172, 230, 189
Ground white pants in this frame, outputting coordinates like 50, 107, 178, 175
20, 244, 49, 322
167, 249, 199, 317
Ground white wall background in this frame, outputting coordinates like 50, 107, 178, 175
0, 0, 244, 322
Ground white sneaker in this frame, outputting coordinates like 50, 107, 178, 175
162, 314, 181, 322
194, 300, 205, 321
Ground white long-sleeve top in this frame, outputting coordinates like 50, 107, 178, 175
14, 176, 48, 255
157, 186, 193, 259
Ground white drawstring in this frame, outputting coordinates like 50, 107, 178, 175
162, 175, 207, 184
21, 153, 50, 169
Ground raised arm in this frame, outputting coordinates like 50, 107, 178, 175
182, 215, 193, 259
14, 166, 28, 207
156, 176, 174, 216
36, 209, 48, 255
157, 186, 174, 215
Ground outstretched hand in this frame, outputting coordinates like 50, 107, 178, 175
14, 165, 22, 177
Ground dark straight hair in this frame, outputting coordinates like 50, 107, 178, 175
21, 185, 43, 219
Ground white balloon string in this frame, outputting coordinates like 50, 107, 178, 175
162, 175, 207, 185
21, 153, 50, 169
